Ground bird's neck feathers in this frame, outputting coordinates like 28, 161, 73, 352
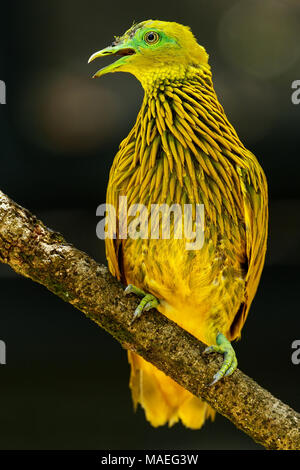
137, 60, 210, 94
115, 66, 251, 208
130, 66, 248, 172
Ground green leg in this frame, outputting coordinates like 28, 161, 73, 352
203, 333, 238, 386
124, 284, 159, 323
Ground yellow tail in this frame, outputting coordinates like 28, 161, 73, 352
128, 351, 215, 429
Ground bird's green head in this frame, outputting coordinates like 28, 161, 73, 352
88, 20, 209, 89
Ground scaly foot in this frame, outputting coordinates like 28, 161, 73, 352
124, 284, 159, 323
203, 333, 238, 386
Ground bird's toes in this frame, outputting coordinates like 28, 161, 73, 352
130, 293, 159, 324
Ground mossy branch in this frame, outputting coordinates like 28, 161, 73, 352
0, 189, 299, 450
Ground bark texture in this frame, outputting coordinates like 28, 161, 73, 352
0, 189, 299, 450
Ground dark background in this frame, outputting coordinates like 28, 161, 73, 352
0, 0, 299, 450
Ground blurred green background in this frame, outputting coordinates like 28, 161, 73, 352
0, 0, 300, 450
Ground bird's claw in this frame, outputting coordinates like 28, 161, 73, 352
124, 284, 159, 324
203, 333, 238, 386
124, 284, 147, 297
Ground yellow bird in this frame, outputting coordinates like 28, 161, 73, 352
89, 20, 268, 429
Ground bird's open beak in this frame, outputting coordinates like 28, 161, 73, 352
88, 43, 136, 78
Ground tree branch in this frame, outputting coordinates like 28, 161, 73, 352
0, 189, 299, 450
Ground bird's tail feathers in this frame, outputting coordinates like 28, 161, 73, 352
128, 351, 215, 429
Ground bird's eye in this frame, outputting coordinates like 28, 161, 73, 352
144, 31, 160, 45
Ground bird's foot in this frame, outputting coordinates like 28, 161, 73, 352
124, 284, 159, 324
204, 333, 238, 386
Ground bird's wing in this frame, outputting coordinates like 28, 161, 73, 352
105, 132, 136, 283
105, 159, 124, 282
231, 154, 268, 339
